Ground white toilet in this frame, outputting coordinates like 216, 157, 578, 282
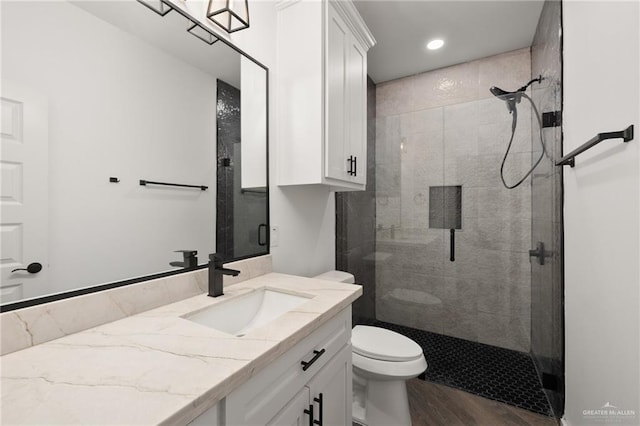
313, 271, 428, 426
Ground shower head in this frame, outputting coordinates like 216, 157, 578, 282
490, 86, 522, 113
489, 76, 544, 114
489, 86, 512, 98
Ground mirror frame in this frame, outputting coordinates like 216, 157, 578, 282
0, 1, 269, 313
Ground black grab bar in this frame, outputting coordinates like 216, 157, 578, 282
556, 125, 634, 167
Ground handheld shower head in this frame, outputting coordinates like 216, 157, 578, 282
490, 75, 549, 190
490, 86, 522, 113
489, 76, 543, 114
489, 86, 511, 98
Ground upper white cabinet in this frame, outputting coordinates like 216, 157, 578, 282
276, 0, 375, 191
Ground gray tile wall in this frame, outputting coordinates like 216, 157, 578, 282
530, 0, 564, 416
375, 48, 534, 352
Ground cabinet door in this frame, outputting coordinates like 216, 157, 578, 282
325, 2, 349, 182
346, 37, 367, 185
187, 403, 220, 426
268, 387, 311, 426
306, 344, 352, 426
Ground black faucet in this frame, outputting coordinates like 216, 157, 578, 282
208, 253, 240, 297
170, 250, 198, 269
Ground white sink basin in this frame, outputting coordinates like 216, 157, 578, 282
184, 289, 311, 336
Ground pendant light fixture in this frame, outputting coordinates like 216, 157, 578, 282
138, 0, 172, 16
207, 0, 250, 33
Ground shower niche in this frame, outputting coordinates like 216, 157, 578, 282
428, 185, 462, 230
429, 185, 462, 262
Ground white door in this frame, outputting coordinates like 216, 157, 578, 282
1, 80, 49, 303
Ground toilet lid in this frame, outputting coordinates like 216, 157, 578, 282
352, 326, 423, 362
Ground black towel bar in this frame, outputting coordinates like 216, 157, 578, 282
556, 125, 634, 167
139, 180, 208, 190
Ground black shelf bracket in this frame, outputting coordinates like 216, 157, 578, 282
556, 125, 634, 168
140, 180, 208, 191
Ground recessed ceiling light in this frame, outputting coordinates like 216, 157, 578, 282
427, 39, 445, 50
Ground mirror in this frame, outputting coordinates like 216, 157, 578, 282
0, 0, 268, 307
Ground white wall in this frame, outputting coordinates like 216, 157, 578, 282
2, 2, 217, 294
563, 1, 639, 424
230, 0, 336, 277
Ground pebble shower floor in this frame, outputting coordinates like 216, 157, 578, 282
363, 320, 553, 416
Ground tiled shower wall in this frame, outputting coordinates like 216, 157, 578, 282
375, 48, 534, 352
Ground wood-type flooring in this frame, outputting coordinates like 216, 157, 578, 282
407, 379, 559, 426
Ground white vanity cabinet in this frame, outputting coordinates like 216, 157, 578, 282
270, 345, 351, 425
276, 0, 375, 191
180, 318, 351, 426
224, 307, 352, 425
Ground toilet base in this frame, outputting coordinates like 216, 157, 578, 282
352, 371, 412, 426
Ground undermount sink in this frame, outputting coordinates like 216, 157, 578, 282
184, 288, 311, 337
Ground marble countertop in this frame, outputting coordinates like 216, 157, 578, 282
0, 273, 361, 425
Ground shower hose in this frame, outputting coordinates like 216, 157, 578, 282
500, 92, 550, 189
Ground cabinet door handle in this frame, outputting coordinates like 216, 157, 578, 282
304, 404, 314, 426
313, 393, 323, 425
347, 156, 353, 175
353, 156, 357, 176
300, 349, 325, 371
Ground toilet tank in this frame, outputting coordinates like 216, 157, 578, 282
313, 270, 355, 284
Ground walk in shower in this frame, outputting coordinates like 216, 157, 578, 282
336, 0, 563, 418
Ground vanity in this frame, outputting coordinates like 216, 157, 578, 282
0, 264, 361, 424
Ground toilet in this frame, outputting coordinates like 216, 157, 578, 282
313, 271, 428, 426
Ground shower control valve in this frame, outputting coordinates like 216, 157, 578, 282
529, 241, 552, 266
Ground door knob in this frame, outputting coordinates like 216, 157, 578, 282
11, 262, 42, 274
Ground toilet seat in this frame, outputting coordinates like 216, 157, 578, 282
351, 326, 427, 380
353, 352, 428, 380
352, 326, 423, 362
